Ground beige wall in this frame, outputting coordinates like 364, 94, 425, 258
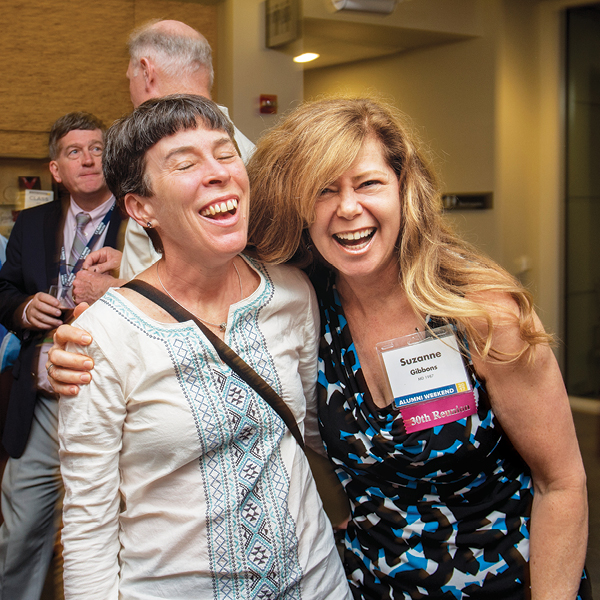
218, 0, 303, 143
303, 0, 482, 34
0, 0, 218, 236
494, 0, 541, 289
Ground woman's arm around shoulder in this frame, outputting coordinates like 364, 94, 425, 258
48, 303, 94, 396
470, 292, 587, 600
59, 314, 126, 600
299, 278, 323, 455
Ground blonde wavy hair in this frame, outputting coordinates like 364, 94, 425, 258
246, 97, 552, 361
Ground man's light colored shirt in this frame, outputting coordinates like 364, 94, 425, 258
62, 195, 115, 276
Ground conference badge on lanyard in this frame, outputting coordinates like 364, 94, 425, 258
376, 325, 477, 433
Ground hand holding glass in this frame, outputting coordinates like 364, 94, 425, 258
48, 285, 76, 323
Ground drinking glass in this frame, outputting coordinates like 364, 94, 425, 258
48, 285, 75, 323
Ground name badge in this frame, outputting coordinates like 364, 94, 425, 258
376, 325, 477, 432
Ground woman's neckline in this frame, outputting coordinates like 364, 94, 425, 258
330, 283, 398, 416
112, 255, 266, 329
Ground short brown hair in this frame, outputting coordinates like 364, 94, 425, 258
48, 112, 105, 160
103, 93, 236, 253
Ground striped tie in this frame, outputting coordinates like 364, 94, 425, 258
69, 212, 91, 273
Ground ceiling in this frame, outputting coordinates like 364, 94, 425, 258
300, 16, 474, 69
268, 0, 481, 70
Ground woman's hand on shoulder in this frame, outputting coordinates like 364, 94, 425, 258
47, 303, 95, 396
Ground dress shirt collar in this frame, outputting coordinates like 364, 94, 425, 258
69, 194, 115, 224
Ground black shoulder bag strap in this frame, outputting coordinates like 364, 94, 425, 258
122, 279, 306, 451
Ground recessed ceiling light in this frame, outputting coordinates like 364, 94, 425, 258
293, 53, 320, 63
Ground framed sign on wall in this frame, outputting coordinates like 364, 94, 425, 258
266, 0, 300, 48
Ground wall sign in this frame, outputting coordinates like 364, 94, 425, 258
266, 0, 300, 48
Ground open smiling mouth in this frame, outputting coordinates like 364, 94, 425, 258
200, 198, 238, 219
333, 227, 376, 249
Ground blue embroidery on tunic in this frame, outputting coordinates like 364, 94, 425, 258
100, 276, 303, 599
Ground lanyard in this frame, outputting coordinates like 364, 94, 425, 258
59, 201, 115, 289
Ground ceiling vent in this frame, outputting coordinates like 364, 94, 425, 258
330, 0, 398, 15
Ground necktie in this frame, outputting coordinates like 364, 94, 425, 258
69, 212, 91, 274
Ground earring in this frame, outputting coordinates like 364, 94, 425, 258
146, 221, 152, 228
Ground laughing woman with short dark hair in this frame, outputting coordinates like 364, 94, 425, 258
56, 95, 350, 600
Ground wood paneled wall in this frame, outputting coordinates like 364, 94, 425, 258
0, 0, 218, 159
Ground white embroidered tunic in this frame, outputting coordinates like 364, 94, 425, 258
58, 259, 350, 600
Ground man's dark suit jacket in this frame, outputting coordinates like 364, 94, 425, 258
0, 198, 123, 458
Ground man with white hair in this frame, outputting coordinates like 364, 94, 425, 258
125, 19, 253, 160
72, 19, 254, 300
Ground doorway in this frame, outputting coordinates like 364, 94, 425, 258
565, 4, 600, 396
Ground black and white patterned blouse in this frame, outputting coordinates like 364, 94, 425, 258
314, 274, 591, 600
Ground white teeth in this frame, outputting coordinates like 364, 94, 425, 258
201, 198, 238, 218
335, 228, 375, 241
